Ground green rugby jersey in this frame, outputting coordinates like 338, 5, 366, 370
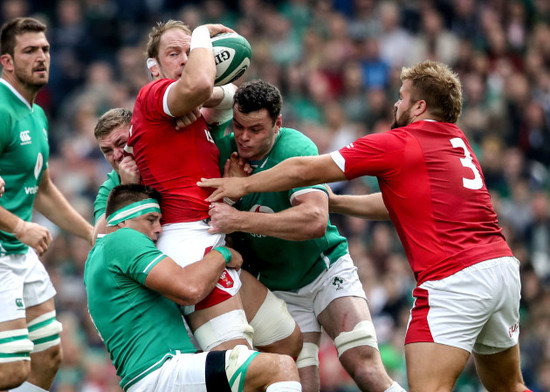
93, 170, 120, 222
0, 79, 49, 255
84, 228, 196, 390
217, 128, 349, 291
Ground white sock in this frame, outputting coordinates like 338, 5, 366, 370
266, 381, 302, 391
385, 381, 406, 392
9, 382, 48, 392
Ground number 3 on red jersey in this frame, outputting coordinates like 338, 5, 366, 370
450, 137, 483, 190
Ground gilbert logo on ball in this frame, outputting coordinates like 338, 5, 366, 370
211, 32, 252, 86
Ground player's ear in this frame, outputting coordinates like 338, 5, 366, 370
273, 114, 283, 134
0, 54, 14, 71
146, 57, 160, 79
413, 99, 427, 116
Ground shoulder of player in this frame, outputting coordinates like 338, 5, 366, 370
275, 127, 319, 156
137, 78, 173, 99
104, 228, 154, 248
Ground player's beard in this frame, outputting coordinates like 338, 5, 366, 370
14, 61, 48, 91
391, 105, 413, 129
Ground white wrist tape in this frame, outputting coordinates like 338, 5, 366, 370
218, 84, 236, 109
191, 26, 212, 51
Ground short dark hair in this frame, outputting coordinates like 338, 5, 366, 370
105, 184, 162, 219
94, 108, 132, 140
234, 80, 282, 124
1, 17, 47, 57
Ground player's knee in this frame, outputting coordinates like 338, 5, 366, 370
334, 320, 379, 358
0, 360, 31, 389
250, 290, 297, 347
194, 309, 253, 351
28, 311, 63, 354
266, 354, 302, 392
28, 311, 63, 371
251, 291, 302, 357
39, 343, 63, 372
0, 327, 33, 389
296, 342, 319, 369
273, 353, 300, 381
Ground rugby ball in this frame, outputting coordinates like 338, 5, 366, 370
211, 33, 252, 86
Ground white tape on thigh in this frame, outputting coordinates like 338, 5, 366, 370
296, 342, 319, 368
250, 290, 296, 347
0, 328, 33, 362
28, 310, 63, 353
333, 320, 378, 357
225, 345, 260, 392
194, 309, 253, 351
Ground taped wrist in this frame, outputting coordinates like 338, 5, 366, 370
191, 26, 212, 51
213, 246, 232, 265
13, 219, 25, 238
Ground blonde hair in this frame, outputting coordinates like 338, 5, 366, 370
145, 20, 191, 60
401, 60, 463, 123
94, 108, 132, 140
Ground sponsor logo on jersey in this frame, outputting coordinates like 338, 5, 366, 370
15, 298, 24, 310
25, 186, 39, 194
250, 204, 274, 214
19, 130, 32, 145
332, 276, 344, 290
345, 142, 354, 149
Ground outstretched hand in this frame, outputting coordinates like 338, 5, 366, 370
198, 177, 248, 202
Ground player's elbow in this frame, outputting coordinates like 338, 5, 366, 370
297, 209, 327, 240
176, 75, 214, 108
174, 284, 209, 306
310, 220, 327, 238
189, 75, 214, 103
307, 216, 327, 239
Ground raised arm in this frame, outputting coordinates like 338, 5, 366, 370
166, 24, 234, 118
200, 154, 346, 201
34, 168, 93, 245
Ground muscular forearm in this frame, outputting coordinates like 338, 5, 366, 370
330, 192, 390, 220
246, 211, 325, 241
0, 206, 26, 233
244, 156, 338, 194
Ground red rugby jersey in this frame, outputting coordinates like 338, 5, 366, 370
336, 120, 512, 285
128, 79, 220, 223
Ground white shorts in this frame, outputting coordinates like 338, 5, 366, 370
0, 249, 56, 323
406, 256, 521, 354
274, 254, 367, 333
128, 347, 258, 392
128, 352, 210, 392
157, 221, 241, 315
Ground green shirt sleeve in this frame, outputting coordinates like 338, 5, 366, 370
93, 170, 121, 222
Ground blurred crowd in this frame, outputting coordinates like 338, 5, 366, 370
2, 0, 550, 390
